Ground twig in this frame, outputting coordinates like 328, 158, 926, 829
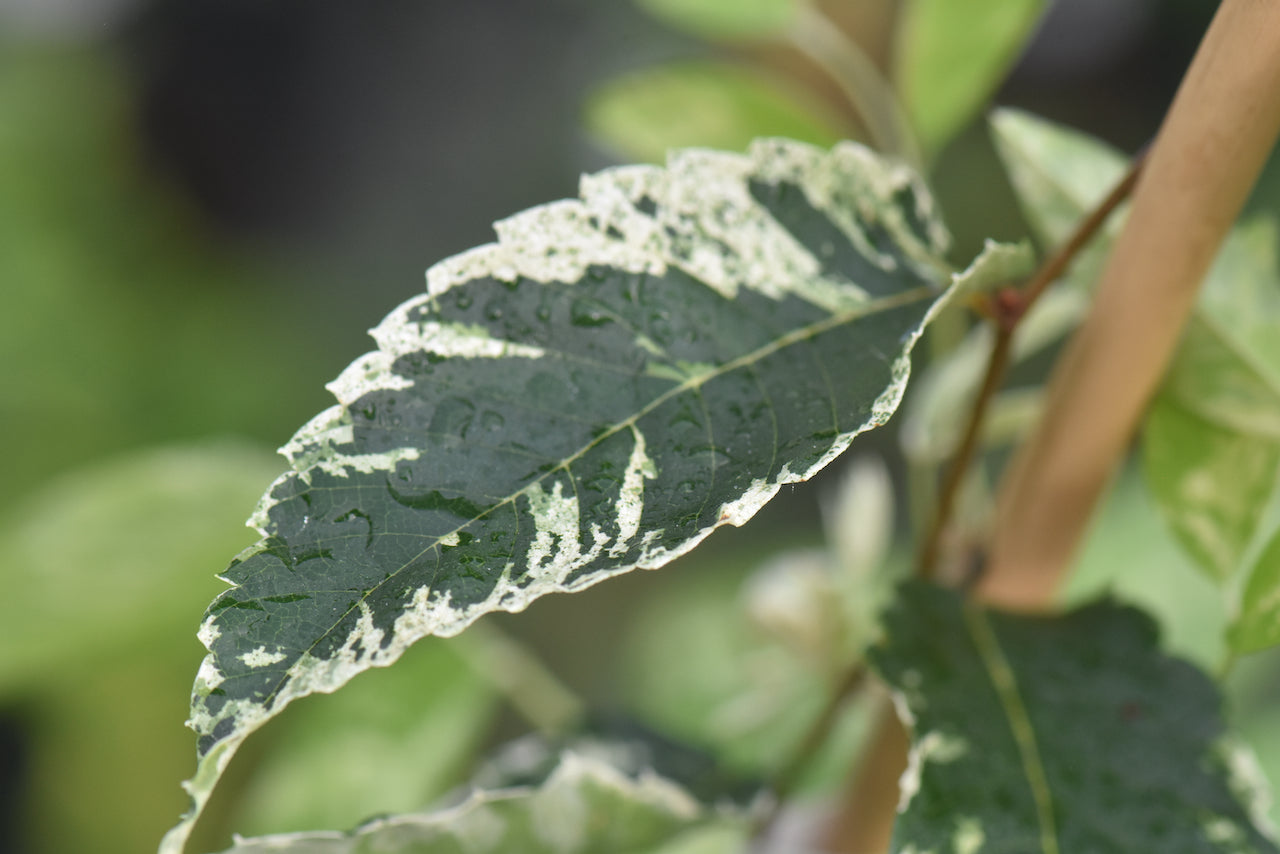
914, 151, 1146, 580
980, 0, 1280, 610
915, 325, 1014, 580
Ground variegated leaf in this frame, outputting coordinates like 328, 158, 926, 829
164, 138, 988, 852
214, 748, 749, 854
873, 582, 1279, 854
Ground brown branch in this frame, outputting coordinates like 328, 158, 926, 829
818, 697, 909, 854
754, 662, 867, 837
915, 325, 1014, 580
837, 1, 1280, 842
979, 0, 1280, 611
914, 150, 1146, 581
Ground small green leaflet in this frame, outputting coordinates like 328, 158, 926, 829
873, 582, 1279, 854
1232, 530, 1280, 654
1145, 219, 1280, 587
164, 139, 1012, 852
988, 108, 1131, 299
989, 108, 1128, 250
585, 61, 843, 164
897, 2, 1047, 159
213, 748, 748, 854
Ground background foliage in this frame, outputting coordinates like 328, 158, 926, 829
2, 2, 1279, 853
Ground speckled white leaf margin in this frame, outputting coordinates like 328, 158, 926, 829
161, 138, 985, 854
212, 750, 747, 854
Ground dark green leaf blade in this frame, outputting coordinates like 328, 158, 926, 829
164, 139, 960, 852
872, 582, 1279, 853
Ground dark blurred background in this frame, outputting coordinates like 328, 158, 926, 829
2, 1, 1264, 852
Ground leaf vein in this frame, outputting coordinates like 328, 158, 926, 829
964, 603, 1060, 854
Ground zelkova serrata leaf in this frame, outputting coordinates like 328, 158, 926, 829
164, 139, 1007, 852
873, 583, 1279, 854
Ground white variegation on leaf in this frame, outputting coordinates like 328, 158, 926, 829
163, 138, 1003, 853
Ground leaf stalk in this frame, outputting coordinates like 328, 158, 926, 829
915, 150, 1146, 581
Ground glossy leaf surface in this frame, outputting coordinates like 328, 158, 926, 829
873, 583, 1279, 854
164, 139, 986, 851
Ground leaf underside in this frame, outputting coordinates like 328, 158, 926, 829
164, 138, 971, 851
873, 583, 1279, 854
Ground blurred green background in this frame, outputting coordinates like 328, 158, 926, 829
4, 1, 1274, 853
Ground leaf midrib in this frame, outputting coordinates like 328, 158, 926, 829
963, 604, 1060, 854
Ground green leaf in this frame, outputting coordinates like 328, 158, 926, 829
934, 110, 1134, 468
897, 2, 1047, 158
1145, 220, 1280, 586
0, 440, 280, 695
873, 582, 1280, 854
1145, 395, 1280, 584
469, 726, 756, 809
1231, 530, 1280, 655
165, 139, 963, 852
228, 639, 497, 837
214, 749, 749, 854
585, 61, 843, 164
636, 0, 796, 41
989, 108, 1128, 257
